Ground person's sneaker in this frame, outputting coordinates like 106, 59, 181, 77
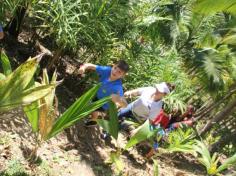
100, 131, 111, 142
85, 120, 97, 127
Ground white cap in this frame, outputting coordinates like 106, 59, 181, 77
155, 82, 170, 94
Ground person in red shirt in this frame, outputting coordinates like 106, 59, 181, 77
151, 109, 170, 129
146, 105, 195, 158
167, 105, 195, 130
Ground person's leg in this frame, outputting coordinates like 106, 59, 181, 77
91, 111, 99, 120
85, 109, 106, 127
118, 102, 134, 120
85, 96, 106, 127
91, 108, 107, 120
118, 103, 137, 133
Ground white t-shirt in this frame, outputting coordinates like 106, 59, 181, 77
131, 87, 163, 121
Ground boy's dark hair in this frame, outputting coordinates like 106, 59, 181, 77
116, 60, 129, 72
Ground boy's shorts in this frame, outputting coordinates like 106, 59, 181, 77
92, 96, 106, 112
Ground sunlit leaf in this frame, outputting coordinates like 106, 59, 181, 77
97, 101, 118, 139
194, 0, 236, 15
47, 84, 110, 139
217, 153, 236, 173
125, 120, 158, 149
0, 50, 12, 76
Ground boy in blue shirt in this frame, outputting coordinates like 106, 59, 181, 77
78, 60, 129, 126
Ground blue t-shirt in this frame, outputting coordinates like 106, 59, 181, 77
96, 65, 124, 110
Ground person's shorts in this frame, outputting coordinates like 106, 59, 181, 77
92, 96, 106, 112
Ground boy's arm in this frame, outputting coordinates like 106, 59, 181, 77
78, 63, 97, 75
0, 32, 3, 40
124, 88, 142, 98
111, 94, 128, 108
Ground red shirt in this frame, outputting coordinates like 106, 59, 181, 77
151, 109, 170, 129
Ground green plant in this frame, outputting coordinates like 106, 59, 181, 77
32, 0, 131, 65
0, 52, 57, 112
0, 51, 12, 76
106, 151, 124, 175
97, 101, 119, 139
125, 120, 160, 149
33, 0, 84, 50
23, 69, 60, 137
153, 159, 159, 176
194, 0, 236, 15
0, 0, 25, 22
193, 140, 236, 175
164, 127, 195, 153
24, 81, 110, 158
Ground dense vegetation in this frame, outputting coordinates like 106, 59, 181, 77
0, 0, 236, 175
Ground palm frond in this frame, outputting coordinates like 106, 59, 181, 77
194, 0, 236, 15
165, 127, 195, 153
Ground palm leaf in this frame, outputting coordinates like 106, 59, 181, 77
108, 151, 124, 174
0, 50, 12, 76
193, 140, 219, 174
203, 55, 223, 84
194, 0, 236, 15
153, 159, 159, 176
23, 101, 39, 132
97, 101, 119, 139
0, 54, 42, 102
0, 73, 6, 80
0, 84, 56, 112
217, 153, 236, 173
39, 70, 58, 140
125, 120, 158, 149
166, 128, 195, 153
47, 84, 110, 139
221, 34, 236, 45
49, 84, 101, 131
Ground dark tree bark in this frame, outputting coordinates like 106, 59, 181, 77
209, 130, 236, 153
47, 47, 63, 70
6, 6, 27, 38
195, 85, 236, 121
199, 98, 236, 135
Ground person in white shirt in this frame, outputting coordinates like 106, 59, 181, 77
118, 82, 174, 124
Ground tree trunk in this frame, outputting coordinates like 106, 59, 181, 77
6, 5, 27, 38
199, 98, 236, 135
47, 47, 63, 70
194, 99, 212, 117
195, 87, 236, 121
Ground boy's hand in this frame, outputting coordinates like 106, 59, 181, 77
78, 65, 86, 75
111, 94, 127, 108
124, 91, 132, 98
111, 94, 120, 103
78, 63, 96, 76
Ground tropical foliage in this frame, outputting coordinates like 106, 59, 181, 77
193, 140, 236, 175
25, 83, 110, 142
0, 52, 57, 112
1, 0, 236, 174
164, 127, 196, 153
